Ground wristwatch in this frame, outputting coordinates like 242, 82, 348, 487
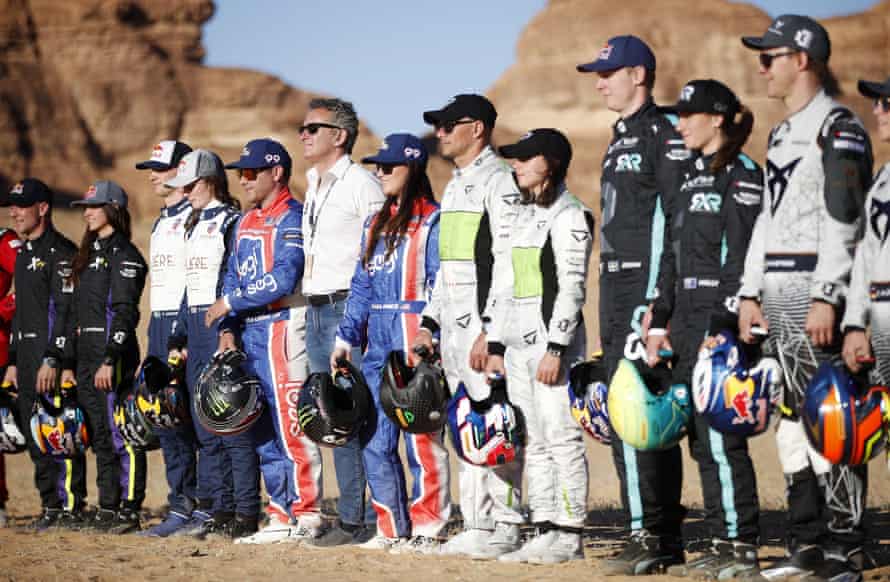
41, 356, 59, 369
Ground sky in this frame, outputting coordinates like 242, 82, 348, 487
204, 1, 878, 137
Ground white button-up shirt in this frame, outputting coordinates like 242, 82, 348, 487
302, 154, 384, 296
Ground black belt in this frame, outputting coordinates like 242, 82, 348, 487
308, 290, 349, 307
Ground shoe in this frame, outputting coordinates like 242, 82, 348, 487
28, 508, 61, 531
759, 544, 824, 581
600, 529, 685, 576
234, 520, 312, 545
798, 547, 863, 582
107, 510, 140, 535
212, 514, 258, 541
389, 535, 444, 555
305, 524, 364, 549
87, 508, 119, 532
442, 528, 492, 556
667, 542, 724, 578
279, 515, 323, 544
499, 529, 558, 563
56, 509, 89, 531
353, 525, 377, 545
171, 510, 213, 538
140, 511, 191, 538
672, 539, 759, 580
469, 522, 521, 560
357, 533, 402, 550
528, 530, 584, 564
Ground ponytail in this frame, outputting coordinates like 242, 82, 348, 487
710, 105, 754, 174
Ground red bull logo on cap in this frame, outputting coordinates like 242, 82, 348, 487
598, 43, 613, 60
11, 182, 23, 195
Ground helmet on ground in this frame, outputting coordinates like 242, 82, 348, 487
380, 350, 449, 434
607, 358, 691, 451
0, 384, 26, 453
692, 331, 782, 437
447, 377, 523, 466
114, 386, 160, 450
135, 355, 190, 429
298, 358, 371, 447
194, 350, 264, 436
568, 356, 611, 445
802, 360, 890, 465
30, 385, 89, 457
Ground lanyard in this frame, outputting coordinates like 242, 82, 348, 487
307, 161, 352, 253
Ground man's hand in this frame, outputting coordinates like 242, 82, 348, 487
641, 304, 654, 341
60, 369, 76, 388
95, 364, 114, 391
413, 328, 434, 357
330, 346, 350, 370
36, 363, 58, 394
805, 301, 836, 347
168, 348, 187, 363
842, 330, 872, 373
645, 332, 672, 367
205, 298, 230, 328
536, 352, 562, 385
2, 366, 17, 390
485, 354, 506, 379
217, 331, 237, 354
738, 299, 768, 343
469, 332, 488, 372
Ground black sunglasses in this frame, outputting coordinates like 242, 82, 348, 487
759, 50, 798, 69
435, 119, 476, 134
299, 122, 342, 135
876, 96, 890, 113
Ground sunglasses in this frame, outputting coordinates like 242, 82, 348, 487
375, 164, 401, 175
299, 122, 342, 135
758, 50, 798, 69
876, 96, 890, 113
238, 167, 269, 181
435, 119, 476, 134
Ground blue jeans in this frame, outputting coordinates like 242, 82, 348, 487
306, 299, 376, 527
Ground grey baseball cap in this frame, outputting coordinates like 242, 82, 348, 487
71, 180, 128, 209
742, 14, 831, 63
165, 149, 225, 188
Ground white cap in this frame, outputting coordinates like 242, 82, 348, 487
164, 149, 224, 188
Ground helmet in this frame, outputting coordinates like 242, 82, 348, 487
194, 350, 264, 436
0, 384, 26, 453
802, 360, 890, 465
568, 357, 611, 445
446, 378, 523, 466
692, 331, 782, 437
298, 359, 371, 447
29, 386, 90, 457
113, 386, 160, 450
135, 355, 190, 429
607, 358, 691, 451
380, 350, 449, 434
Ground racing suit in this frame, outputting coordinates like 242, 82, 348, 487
0, 228, 17, 508
8, 226, 85, 511
486, 186, 593, 529
598, 98, 691, 542
650, 152, 764, 543
168, 201, 258, 518
842, 162, 890, 384
336, 197, 450, 539
220, 187, 322, 525
738, 90, 873, 550
420, 145, 523, 530
148, 197, 197, 515
67, 231, 148, 512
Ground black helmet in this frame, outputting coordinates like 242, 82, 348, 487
114, 385, 160, 450
194, 350, 264, 436
0, 384, 26, 453
298, 359, 371, 447
380, 350, 449, 434
135, 355, 190, 429
30, 384, 90, 457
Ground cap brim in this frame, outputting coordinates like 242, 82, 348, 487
661, 102, 699, 115
224, 160, 247, 169
135, 161, 172, 170
498, 142, 538, 159
858, 80, 890, 99
164, 174, 199, 188
423, 109, 461, 125
741, 35, 786, 50
576, 61, 613, 73
70, 199, 107, 207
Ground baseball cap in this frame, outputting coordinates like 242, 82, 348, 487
858, 76, 890, 99
135, 140, 192, 171
1, 178, 53, 207
664, 79, 741, 117
576, 35, 656, 73
422, 94, 497, 129
741, 14, 831, 62
361, 133, 428, 166
71, 180, 129, 209
224, 138, 292, 171
499, 128, 572, 168
165, 149, 225, 188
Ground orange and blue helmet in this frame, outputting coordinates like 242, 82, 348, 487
29, 388, 89, 457
802, 360, 890, 466
568, 357, 611, 445
447, 378, 523, 466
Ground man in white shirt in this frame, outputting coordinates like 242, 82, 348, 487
300, 97, 384, 546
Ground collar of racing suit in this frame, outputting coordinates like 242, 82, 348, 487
452, 145, 497, 179
159, 197, 191, 219
25, 225, 59, 252
91, 229, 127, 253
613, 97, 658, 135
254, 186, 293, 217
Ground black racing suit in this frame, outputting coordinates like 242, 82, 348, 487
650, 152, 764, 543
598, 99, 691, 544
8, 226, 86, 511
66, 231, 147, 512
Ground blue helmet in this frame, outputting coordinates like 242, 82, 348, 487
447, 380, 523, 466
30, 386, 90, 457
802, 360, 890, 465
692, 331, 782, 437
607, 358, 691, 451
568, 357, 611, 445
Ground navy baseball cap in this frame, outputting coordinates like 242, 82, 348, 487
423, 94, 497, 129
577, 35, 656, 73
742, 14, 830, 63
71, 180, 129, 209
664, 80, 741, 117
225, 138, 292, 171
1, 178, 54, 207
135, 140, 192, 171
858, 76, 890, 99
361, 133, 428, 166
499, 129, 572, 168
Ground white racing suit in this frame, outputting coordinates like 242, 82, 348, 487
738, 90, 873, 550
487, 186, 594, 529
420, 146, 524, 529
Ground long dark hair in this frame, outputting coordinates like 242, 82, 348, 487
519, 156, 569, 207
362, 162, 435, 268
71, 203, 132, 283
184, 171, 241, 233
710, 105, 755, 174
